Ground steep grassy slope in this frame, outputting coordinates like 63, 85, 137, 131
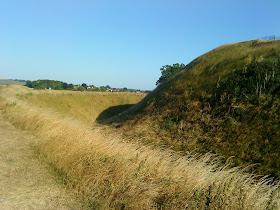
112, 39, 280, 177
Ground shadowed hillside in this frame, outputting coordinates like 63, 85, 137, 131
109, 39, 280, 177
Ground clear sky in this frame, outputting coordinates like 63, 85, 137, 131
1, 0, 279, 90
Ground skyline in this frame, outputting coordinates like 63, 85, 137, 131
1, 0, 280, 90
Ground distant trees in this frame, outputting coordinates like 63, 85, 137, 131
63, 83, 68, 89
13, 79, 27, 82
25, 80, 76, 90
77, 86, 86, 91
81, 83, 88, 89
156, 63, 185, 86
63, 83, 74, 90
68, 84, 74, 89
25, 79, 136, 93
99, 86, 106, 92
25, 80, 64, 90
25, 80, 34, 88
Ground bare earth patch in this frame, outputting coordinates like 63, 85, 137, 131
0, 112, 81, 209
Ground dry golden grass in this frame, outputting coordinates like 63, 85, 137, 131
1, 85, 279, 209
0, 106, 81, 209
19, 88, 145, 125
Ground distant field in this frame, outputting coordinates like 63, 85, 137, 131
0, 79, 26, 85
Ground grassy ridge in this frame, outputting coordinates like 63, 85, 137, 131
1, 85, 279, 209
111, 40, 280, 177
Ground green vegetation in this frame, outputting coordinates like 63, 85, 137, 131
216, 59, 280, 101
112, 39, 280, 178
156, 63, 185, 86
25, 79, 143, 93
77, 86, 86, 91
62, 82, 74, 90
26, 80, 64, 90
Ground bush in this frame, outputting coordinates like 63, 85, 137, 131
216, 59, 280, 104
77, 86, 86, 91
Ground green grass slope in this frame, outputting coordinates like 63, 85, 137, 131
111, 39, 280, 177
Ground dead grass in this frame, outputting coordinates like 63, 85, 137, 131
0, 85, 279, 209
18, 88, 145, 125
0, 91, 81, 209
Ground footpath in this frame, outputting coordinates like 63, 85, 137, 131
0, 112, 81, 209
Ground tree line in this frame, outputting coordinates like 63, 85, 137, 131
25, 80, 135, 92
24, 63, 186, 92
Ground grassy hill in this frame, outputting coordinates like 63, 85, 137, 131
0, 79, 26, 85
110, 39, 280, 178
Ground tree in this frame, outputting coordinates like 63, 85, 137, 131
81, 83, 88, 89
25, 79, 63, 90
63, 82, 68, 89
25, 80, 34, 88
100, 86, 106, 92
156, 63, 185, 86
94, 87, 100, 92
77, 86, 86, 91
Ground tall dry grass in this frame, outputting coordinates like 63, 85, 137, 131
19, 88, 145, 125
0, 85, 279, 209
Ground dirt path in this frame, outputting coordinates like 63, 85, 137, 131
0, 112, 81, 210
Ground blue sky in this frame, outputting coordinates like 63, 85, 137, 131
1, 0, 279, 90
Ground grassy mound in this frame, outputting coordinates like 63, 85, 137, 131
112, 39, 280, 177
